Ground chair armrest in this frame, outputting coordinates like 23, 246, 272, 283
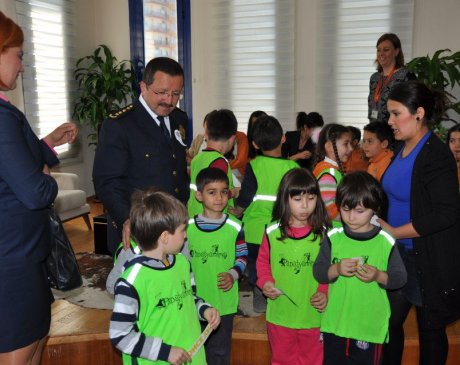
51, 172, 80, 190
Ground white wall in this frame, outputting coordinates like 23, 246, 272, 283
55, 0, 130, 196
413, 0, 460, 56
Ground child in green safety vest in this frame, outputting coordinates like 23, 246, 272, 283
313, 172, 407, 365
188, 109, 239, 218
109, 188, 221, 365
232, 115, 298, 313
256, 168, 331, 365
187, 167, 247, 365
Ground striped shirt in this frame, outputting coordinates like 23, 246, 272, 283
313, 158, 343, 220
109, 254, 211, 362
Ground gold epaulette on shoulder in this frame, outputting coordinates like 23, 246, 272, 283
109, 104, 134, 119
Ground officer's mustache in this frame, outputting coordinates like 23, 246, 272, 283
159, 102, 174, 108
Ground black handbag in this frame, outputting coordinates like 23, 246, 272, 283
46, 208, 82, 291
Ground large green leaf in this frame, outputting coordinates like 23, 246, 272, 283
73, 45, 137, 144
406, 49, 460, 125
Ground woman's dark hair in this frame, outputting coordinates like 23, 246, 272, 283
375, 33, 405, 72
388, 81, 447, 129
314, 123, 350, 174
336, 171, 387, 217
130, 189, 188, 251
306, 112, 325, 128
273, 168, 330, 241
447, 124, 460, 145
247, 110, 267, 158
296, 112, 308, 130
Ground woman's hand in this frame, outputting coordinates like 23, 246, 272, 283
376, 219, 419, 240
43, 122, 79, 148
290, 150, 312, 161
376, 218, 394, 236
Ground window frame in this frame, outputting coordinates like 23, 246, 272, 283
128, 0, 193, 144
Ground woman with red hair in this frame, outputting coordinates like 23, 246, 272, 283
0, 12, 78, 365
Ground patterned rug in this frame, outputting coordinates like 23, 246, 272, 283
52, 252, 262, 317
52, 252, 114, 310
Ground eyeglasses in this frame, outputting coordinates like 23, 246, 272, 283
152, 90, 182, 99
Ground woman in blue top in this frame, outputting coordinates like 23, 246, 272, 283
379, 81, 460, 365
0, 12, 78, 365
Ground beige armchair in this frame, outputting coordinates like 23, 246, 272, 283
51, 172, 91, 229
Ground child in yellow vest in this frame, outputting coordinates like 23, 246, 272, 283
187, 167, 247, 364
232, 115, 298, 313
188, 109, 238, 217
313, 172, 406, 365
257, 168, 331, 365
110, 188, 220, 364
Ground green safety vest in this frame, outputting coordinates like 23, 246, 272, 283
265, 223, 323, 329
188, 150, 234, 217
114, 239, 141, 263
321, 225, 394, 344
120, 254, 206, 364
187, 216, 241, 315
243, 156, 297, 244
313, 161, 343, 185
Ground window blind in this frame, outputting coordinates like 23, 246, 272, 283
15, 0, 78, 157
317, 0, 414, 130
212, 0, 295, 133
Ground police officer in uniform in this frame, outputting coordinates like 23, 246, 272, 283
93, 57, 189, 254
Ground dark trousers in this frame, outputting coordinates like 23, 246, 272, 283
382, 290, 448, 365
202, 314, 234, 365
246, 243, 260, 287
323, 332, 383, 365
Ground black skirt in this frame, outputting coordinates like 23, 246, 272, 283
0, 261, 52, 352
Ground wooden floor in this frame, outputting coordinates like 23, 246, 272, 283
42, 199, 460, 365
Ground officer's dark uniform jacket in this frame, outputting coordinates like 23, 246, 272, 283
93, 99, 189, 253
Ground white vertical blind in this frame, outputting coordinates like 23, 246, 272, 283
212, 0, 295, 132
317, 0, 414, 130
15, 0, 77, 156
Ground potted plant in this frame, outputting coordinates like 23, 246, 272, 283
73, 45, 138, 144
406, 49, 460, 137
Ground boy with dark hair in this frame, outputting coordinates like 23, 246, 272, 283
188, 109, 238, 217
362, 123, 394, 181
233, 115, 298, 312
187, 167, 247, 364
344, 125, 369, 173
110, 189, 220, 365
